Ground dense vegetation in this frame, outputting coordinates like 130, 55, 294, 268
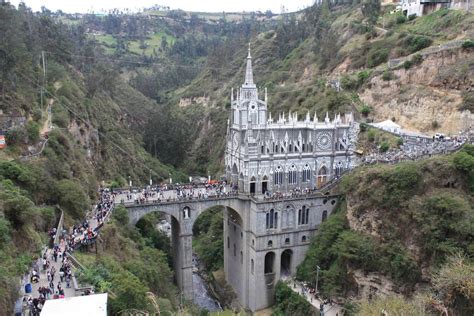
297, 145, 474, 314
76, 209, 177, 315
273, 281, 316, 316
193, 207, 225, 272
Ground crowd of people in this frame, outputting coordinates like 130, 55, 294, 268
65, 191, 115, 252
25, 245, 73, 315
362, 136, 467, 164
117, 182, 235, 205
23, 189, 115, 315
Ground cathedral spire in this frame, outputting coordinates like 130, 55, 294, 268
244, 43, 255, 87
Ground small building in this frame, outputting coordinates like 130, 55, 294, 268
40, 293, 108, 316
400, 0, 471, 17
370, 120, 401, 134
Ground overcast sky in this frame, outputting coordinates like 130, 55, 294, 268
9, 0, 315, 13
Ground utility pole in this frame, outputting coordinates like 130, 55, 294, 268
315, 265, 320, 294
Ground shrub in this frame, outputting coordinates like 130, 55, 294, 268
113, 205, 129, 226
341, 74, 359, 90
453, 151, 474, 173
459, 92, 474, 112
403, 54, 423, 70
461, 39, 474, 49
26, 121, 40, 143
55, 179, 90, 220
360, 122, 369, 132
382, 70, 395, 81
5, 127, 27, 146
367, 48, 389, 68
431, 120, 440, 129
397, 137, 404, 146
360, 105, 372, 116
274, 281, 314, 316
32, 108, 42, 121
367, 129, 376, 142
396, 15, 406, 24
379, 141, 390, 152
409, 36, 432, 53
408, 14, 417, 21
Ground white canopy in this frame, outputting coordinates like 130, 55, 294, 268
41, 293, 107, 316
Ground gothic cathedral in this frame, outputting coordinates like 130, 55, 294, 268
225, 46, 357, 194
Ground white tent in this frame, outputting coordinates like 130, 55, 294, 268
41, 293, 107, 316
371, 120, 401, 134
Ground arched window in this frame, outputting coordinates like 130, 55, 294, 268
233, 243, 236, 256
268, 240, 273, 247
317, 166, 328, 188
288, 164, 297, 185
301, 235, 307, 243
264, 252, 275, 274
240, 251, 243, 264
227, 237, 230, 249
302, 164, 311, 183
266, 209, 278, 229
298, 206, 309, 225
335, 162, 344, 177
251, 259, 254, 274
285, 237, 290, 244
274, 166, 283, 185
322, 210, 328, 222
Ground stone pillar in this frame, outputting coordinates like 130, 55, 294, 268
172, 217, 193, 300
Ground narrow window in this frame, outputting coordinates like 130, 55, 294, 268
322, 210, 328, 222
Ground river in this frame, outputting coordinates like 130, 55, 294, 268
192, 255, 223, 312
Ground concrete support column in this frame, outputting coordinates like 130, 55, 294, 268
172, 215, 193, 301
179, 234, 194, 300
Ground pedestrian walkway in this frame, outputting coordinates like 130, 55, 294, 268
286, 279, 343, 316
21, 190, 114, 315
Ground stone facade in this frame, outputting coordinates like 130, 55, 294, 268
225, 47, 357, 195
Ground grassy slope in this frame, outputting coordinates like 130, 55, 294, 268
296, 145, 474, 314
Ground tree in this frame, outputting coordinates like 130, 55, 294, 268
55, 179, 90, 219
113, 205, 129, 226
361, 0, 381, 26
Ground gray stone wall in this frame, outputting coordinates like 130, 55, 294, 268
122, 194, 339, 311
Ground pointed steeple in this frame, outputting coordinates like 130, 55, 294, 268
244, 43, 255, 87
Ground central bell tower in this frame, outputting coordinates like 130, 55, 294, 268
231, 44, 267, 130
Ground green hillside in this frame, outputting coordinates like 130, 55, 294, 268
297, 145, 474, 315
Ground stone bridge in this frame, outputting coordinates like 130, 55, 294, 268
119, 193, 341, 312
